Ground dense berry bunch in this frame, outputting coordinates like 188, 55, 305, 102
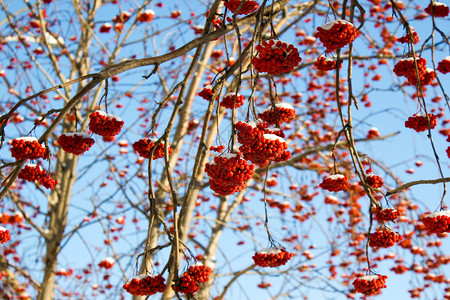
10, 137, 48, 160
365, 173, 384, 188
187, 263, 211, 283
132, 138, 172, 160
393, 57, 432, 86
425, 2, 449, 17
319, 174, 350, 192
123, 274, 166, 296
422, 211, 450, 233
198, 85, 215, 100
222, 0, 259, 15
18, 164, 47, 182
39, 175, 58, 190
240, 134, 289, 167
404, 114, 437, 132
172, 273, 199, 295
220, 93, 245, 109
314, 20, 358, 53
0, 226, 11, 244
57, 133, 95, 155
98, 257, 114, 269
369, 229, 403, 248
437, 57, 450, 74
205, 153, 254, 196
258, 103, 296, 125
252, 247, 294, 267
397, 29, 419, 44
314, 56, 336, 71
374, 207, 400, 222
88, 110, 124, 137
251, 40, 302, 75
235, 121, 265, 146
353, 275, 388, 296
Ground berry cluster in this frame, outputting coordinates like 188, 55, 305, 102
0, 212, 24, 224
393, 57, 434, 86
132, 138, 173, 160
57, 132, 95, 156
137, 9, 155, 23
10, 137, 48, 161
365, 173, 384, 188
223, 0, 259, 15
424, 2, 449, 17
369, 229, 403, 248
324, 195, 339, 205
352, 275, 388, 296
198, 85, 216, 101
314, 20, 358, 53
187, 263, 211, 283
366, 127, 380, 139
397, 29, 419, 44
404, 113, 437, 132
437, 57, 450, 74
235, 121, 265, 146
98, 257, 114, 269
172, 273, 200, 295
123, 274, 166, 296
204, 153, 254, 196
251, 40, 302, 75
258, 103, 296, 125
18, 164, 58, 190
422, 211, 450, 233
220, 93, 245, 109
313, 56, 336, 71
39, 176, 58, 190
374, 207, 400, 222
319, 174, 350, 192
252, 247, 294, 268
0, 226, 11, 244
55, 268, 73, 276
88, 110, 124, 137
240, 134, 289, 167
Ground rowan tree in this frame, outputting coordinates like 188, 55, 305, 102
0, 0, 449, 299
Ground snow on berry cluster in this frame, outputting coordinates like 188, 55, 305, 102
404, 113, 437, 132
252, 247, 294, 268
313, 56, 336, 71
422, 211, 450, 234
220, 93, 245, 109
240, 133, 289, 167
123, 274, 166, 296
314, 19, 358, 53
57, 132, 95, 156
198, 85, 216, 101
10, 137, 48, 160
251, 40, 302, 75
137, 9, 155, 23
18, 164, 58, 190
424, 2, 449, 17
258, 103, 296, 125
204, 153, 254, 196
352, 275, 387, 296
365, 173, 384, 188
374, 207, 400, 222
222, 0, 259, 15
0, 226, 11, 244
98, 257, 115, 269
393, 57, 434, 86
437, 57, 450, 74
172, 273, 200, 295
319, 174, 350, 192
132, 138, 173, 160
235, 121, 265, 145
369, 228, 403, 248
0, 212, 24, 224
88, 110, 124, 137
397, 29, 419, 44
187, 263, 211, 283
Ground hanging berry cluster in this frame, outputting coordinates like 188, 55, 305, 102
424, 2, 449, 17
313, 56, 337, 71
222, 0, 259, 15
369, 228, 403, 248
132, 138, 173, 160
98, 257, 114, 269
437, 57, 450, 74
198, 85, 216, 101
10, 137, 48, 161
204, 153, 254, 196
240, 134, 289, 167
319, 174, 350, 192
314, 19, 359, 53
172, 273, 200, 295
393, 57, 434, 86
252, 247, 294, 267
374, 207, 400, 222
0, 212, 24, 224
0, 226, 11, 244
18, 164, 58, 190
397, 29, 419, 44
220, 93, 245, 109
122, 274, 166, 296
57, 133, 95, 156
422, 211, 450, 234
88, 110, 124, 137
187, 263, 211, 283
404, 113, 437, 132
365, 173, 384, 188
352, 275, 388, 296
251, 40, 302, 75
258, 103, 296, 125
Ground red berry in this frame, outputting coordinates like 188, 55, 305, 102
98, 257, 114, 270
137, 9, 155, 23
18, 164, 47, 183
258, 103, 296, 125
0, 226, 11, 244
252, 247, 294, 268
123, 274, 166, 296
353, 275, 387, 296
132, 138, 172, 160
315, 20, 359, 53
251, 40, 302, 75
369, 228, 403, 248
172, 273, 199, 295
220, 93, 245, 109
88, 110, 124, 137
57, 132, 95, 155
187, 263, 211, 283
422, 211, 450, 233
223, 0, 259, 15
404, 113, 437, 132
437, 57, 450, 74
10, 137, 49, 161
397, 29, 420, 44
374, 207, 400, 222
424, 2, 449, 17
313, 56, 337, 71
319, 174, 350, 192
